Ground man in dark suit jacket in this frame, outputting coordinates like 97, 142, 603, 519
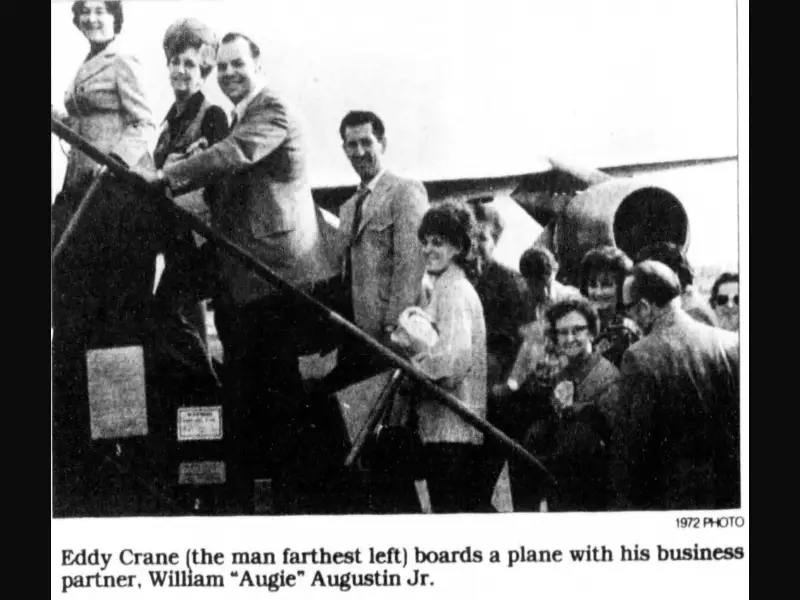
135, 32, 338, 513
612, 260, 740, 510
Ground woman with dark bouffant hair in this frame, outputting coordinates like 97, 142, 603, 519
579, 245, 640, 367
579, 245, 632, 322
394, 201, 487, 513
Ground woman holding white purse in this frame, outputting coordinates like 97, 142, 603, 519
395, 202, 487, 513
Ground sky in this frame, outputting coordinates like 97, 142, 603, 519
50, 0, 742, 269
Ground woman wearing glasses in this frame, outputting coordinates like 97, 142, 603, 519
710, 272, 739, 332
516, 297, 621, 512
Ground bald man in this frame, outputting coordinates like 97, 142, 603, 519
612, 260, 740, 510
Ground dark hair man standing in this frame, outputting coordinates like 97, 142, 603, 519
331, 110, 429, 379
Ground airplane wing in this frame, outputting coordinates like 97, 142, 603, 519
598, 155, 737, 178
312, 154, 738, 228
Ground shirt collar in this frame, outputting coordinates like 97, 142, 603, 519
361, 167, 387, 193
232, 83, 266, 124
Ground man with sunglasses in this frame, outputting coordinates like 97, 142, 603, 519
710, 272, 740, 332
611, 260, 740, 510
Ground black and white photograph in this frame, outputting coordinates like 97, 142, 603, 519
51, 0, 746, 595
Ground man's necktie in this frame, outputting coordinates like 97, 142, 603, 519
350, 185, 371, 241
343, 186, 371, 284
230, 113, 239, 129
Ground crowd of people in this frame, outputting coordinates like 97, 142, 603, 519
51, 2, 741, 516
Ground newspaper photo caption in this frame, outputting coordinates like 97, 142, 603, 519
58, 522, 748, 595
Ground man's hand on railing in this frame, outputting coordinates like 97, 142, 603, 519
130, 164, 168, 192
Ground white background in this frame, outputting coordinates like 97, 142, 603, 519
51, 1, 749, 596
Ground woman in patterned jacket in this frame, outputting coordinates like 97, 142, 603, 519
404, 202, 488, 513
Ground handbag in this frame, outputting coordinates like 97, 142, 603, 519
360, 376, 425, 481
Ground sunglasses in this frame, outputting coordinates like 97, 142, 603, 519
715, 294, 739, 307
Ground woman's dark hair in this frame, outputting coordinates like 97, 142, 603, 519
710, 272, 739, 308
519, 246, 558, 282
545, 296, 601, 340
163, 18, 218, 78
579, 245, 633, 296
635, 241, 693, 289
72, 1, 123, 35
418, 201, 479, 278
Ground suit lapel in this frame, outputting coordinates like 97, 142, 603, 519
237, 86, 271, 127
340, 198, 355, 240
72, 40, 118, 86
355, 171, 395, 239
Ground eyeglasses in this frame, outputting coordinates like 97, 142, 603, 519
555, 325, 589, 337
715, 294, 739, 307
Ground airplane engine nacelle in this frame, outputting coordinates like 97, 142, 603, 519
548, 178, 689, 286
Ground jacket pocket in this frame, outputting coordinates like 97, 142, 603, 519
366, 215, 393, 233
362, 215, 393, 253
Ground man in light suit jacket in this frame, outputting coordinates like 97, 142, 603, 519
315, 111, 429, 512
612, 260, 740, 510
330, 111, 429, 381
135, 32, 338, 513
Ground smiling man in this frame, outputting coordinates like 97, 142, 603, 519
334, 111, 429, 363
133, 31, 337, 513
315, 111, 430, 513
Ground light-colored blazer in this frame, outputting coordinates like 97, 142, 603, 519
163, 86, 337, 305
413, 264, 487, 445
62, 39, 155, 191
336, 170, 429, 340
